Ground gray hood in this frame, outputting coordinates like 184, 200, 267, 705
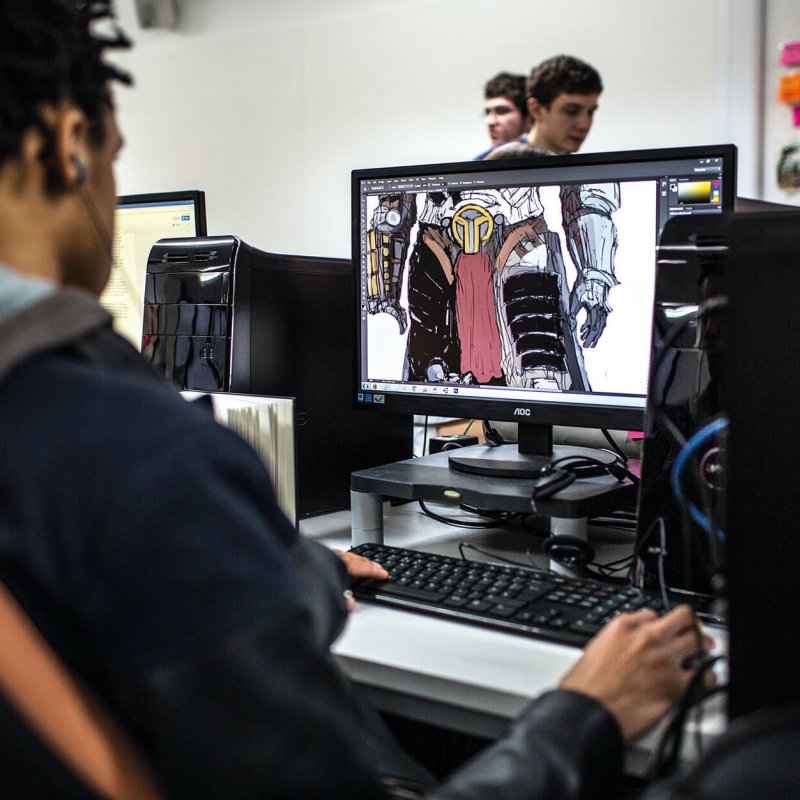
0, 266, 112, 383
0, 266, 56, 324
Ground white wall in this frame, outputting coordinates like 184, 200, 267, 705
112, 0, 762, 259
761, 0, 800, 204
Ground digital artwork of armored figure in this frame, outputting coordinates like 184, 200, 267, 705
365, 182, 620, 393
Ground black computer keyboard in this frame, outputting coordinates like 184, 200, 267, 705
350, 542, 664, 648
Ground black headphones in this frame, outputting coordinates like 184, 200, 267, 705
531, 454, 637, 575
530, 455, 638, 504
529, 467, 576, 505
542, 534, 596, 571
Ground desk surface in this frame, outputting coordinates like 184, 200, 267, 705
300, 502, 727, 776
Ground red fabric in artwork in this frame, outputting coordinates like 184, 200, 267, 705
454, 252, 502, 383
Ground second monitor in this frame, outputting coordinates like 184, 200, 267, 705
102, 190, 207, 346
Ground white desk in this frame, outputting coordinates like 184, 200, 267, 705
300, 502, 727, 777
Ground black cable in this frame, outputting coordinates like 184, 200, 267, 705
600, 428, 628, 463
549, 453, 639, 484
482, 419, 504, 447
461, 419, 477, 436
630, 514, 700, 612
459, 537, 633, 583
691, 683, 729, 760
591, 554, 636, 576
594, 552, 636, 570
654, 407, 688, 448
675, 417, 726, 596
647, 653, 724, 780
651, 608, 718, 776
457, 541, 540, 569
651, 346, 686, 449
588, 511, 637, 534
519, 514, 552, 537
418, 500, 514, 529
587, 522, 637, 534
657, 518, 671, 611
458, 503, 515, 523
592, 510, 637, 524
581, 563, 634, 584
649, 296, 728, 452
626, 515, 664, 588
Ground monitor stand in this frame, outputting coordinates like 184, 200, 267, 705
447, 422, 618, 478
350, 449, 636, 547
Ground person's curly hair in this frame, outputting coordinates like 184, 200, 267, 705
0, 0, 131, 165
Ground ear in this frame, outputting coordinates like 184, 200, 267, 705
41, 105, 91, 190
527, 97, 545, 123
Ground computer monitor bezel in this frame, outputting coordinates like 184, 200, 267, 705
351, 145, 737, 442
116, 189, 208, 236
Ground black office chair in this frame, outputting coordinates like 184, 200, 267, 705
0, 583, 163, 799
643, 703, 800, 799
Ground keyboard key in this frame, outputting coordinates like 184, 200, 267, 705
367, 581, 446, 603
488, 604, 518, 618
484, 594, 526, 609
569, 619, 603, 636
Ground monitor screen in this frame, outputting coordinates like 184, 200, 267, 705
352, 145, 737, 476
101, 190, 207, 346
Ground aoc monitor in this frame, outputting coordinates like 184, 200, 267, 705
352, 145, 737, 477
101, 189, 207, 346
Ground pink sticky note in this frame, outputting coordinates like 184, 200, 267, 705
794, 105, 800, 128
781, 41, 800, 67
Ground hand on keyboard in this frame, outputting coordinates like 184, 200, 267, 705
333, 547, 389, 611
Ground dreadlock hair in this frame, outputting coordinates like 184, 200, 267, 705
0, 0, 132, 166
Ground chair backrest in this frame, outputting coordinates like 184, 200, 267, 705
0, 583, 163, 799
643, 703, 800, 799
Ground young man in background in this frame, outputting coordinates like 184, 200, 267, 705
493, 54, 603, 157
475, 71, 530, 159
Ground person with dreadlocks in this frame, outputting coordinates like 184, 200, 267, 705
0, 2, 713, 798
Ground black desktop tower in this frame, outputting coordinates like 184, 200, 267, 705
637, 216, 727, 597
141, 235, 412, 517
722, 211, 800, 719
640, 210, 800, 720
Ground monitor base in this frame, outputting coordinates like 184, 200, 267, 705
447, 443, 618, 479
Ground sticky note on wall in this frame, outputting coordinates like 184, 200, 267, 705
781, 40, 800, 67
779, 72, 800, 104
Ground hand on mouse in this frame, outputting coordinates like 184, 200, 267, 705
559, 605, 716, 741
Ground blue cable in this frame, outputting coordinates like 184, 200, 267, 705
670, 415, 728, 541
